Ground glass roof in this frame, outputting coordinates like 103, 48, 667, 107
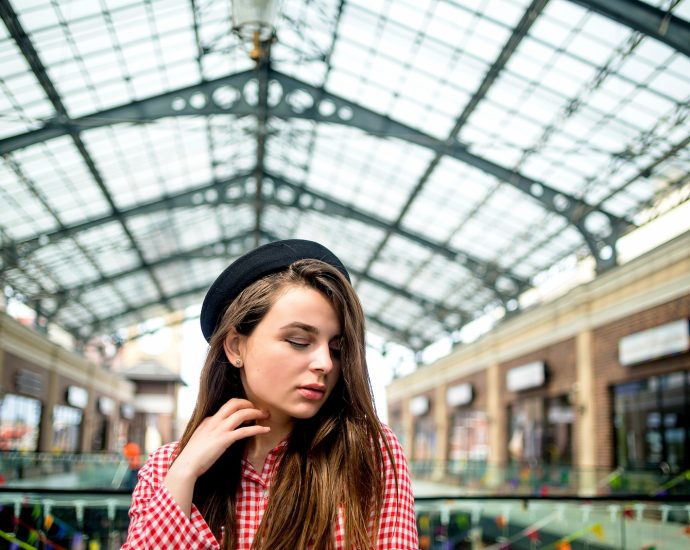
1, 0, 689, 353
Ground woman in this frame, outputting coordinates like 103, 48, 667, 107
123, 239, 418, 549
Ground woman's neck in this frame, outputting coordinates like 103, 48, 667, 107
246, 414, 292, 471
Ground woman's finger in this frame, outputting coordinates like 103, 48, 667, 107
226, 424, 270, 444
222, 407, 269, 431
215, 398, 257, 419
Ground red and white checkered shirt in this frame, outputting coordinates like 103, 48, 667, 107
122, 424, 418, 549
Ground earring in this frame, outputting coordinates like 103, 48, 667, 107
236, 358, 242, 367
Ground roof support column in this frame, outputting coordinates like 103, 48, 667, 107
487, 359, 507, 488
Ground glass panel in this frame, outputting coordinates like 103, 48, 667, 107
614, 378, 659, 469
509, 395, 573, 465
660, 372, 688, 474
413, 414, 436, 464
52, 405, 83, 452
0, 394, 42, 451
545, 395, 573, 464
92, 415, 109, 452
448, 410, 489, 471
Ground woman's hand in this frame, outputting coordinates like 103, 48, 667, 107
163, 399, 269, 516
173, 398, 269, 479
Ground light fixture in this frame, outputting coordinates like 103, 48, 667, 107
232, 0, 279, 62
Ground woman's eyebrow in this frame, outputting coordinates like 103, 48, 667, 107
280, 322, 319, 334
280, 322, 343, 340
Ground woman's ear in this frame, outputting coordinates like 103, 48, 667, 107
223, 328, 244, 367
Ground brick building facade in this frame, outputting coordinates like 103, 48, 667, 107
387, 232, 690, 492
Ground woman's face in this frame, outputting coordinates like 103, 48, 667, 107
233, 284, 343, 424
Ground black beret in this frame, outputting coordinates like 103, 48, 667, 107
200, 239, 350, 341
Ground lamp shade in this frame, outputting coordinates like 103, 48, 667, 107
232, 0, 279, 42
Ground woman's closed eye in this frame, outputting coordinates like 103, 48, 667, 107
286, 339, 341, 359
286, 339, 309, 349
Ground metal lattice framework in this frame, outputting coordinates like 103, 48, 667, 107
1, 0, 689, 352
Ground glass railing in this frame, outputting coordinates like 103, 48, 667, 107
0, 489, 132, 549
0, 452, 134, 490
4, 453, 688, 497
0, 491, 687, 549
415, 496, 690, 550
2, 454, 689, 549
410, 460, 690, 497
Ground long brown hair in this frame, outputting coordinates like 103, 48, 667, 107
176, 259, 395, 549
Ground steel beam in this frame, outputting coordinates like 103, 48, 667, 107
79, 250, 433, 349
0, 70, 257, 154
0, 173, 254, 262
0, 1, 171, 311
2, 65, 632, 270
253, 58, 270, 247
263, 172, 528, 305
3, 156, 134, 325
353, 268, 471, 329
569, 0, 690, 58
53, 231, 256, 297
2, 169, 528, 305
251, 232, 474, 330
356, 0, 548, 281
258, 229, 437, 350
268, 71, 634, 270
60, 233, 471, 333
7, 194, 481, 343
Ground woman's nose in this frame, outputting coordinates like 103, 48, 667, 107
310, 343, 334, 373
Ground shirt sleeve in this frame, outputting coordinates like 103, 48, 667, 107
122, 443, 220, 550
377, 424, 419, 549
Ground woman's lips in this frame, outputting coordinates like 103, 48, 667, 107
297, 386, 326, 400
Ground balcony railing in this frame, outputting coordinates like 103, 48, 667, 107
0, 452, 132, 490
5, 453, 687, 497
1, 454, 689, 549
415, 496, 690, 550
0, 490, 687, 549
0, 489, 131, 549
409, 459, 690, 497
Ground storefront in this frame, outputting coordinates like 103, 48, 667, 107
92, 396, 115, 452
410, 395, 435, 472
505, 358, 575, 466
0, 313, 136, 452
387, 235, 690, 490
446, 382, 488, 473
508, 395, 573, 465
612, 319, 690, 473
0, 393, 42, 451
52, 385, 87, 452
0, 355, 48, 452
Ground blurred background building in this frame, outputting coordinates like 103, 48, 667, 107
388, 230, 690, 494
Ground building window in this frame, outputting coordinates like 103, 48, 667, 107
0, 394, 41, 451
92, 415, 108, 452
508, 395, 573, 465
52, 405, 82, 452
448, 410, 488, 473
614, 372, 689, 472
413, 415, 436, 474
